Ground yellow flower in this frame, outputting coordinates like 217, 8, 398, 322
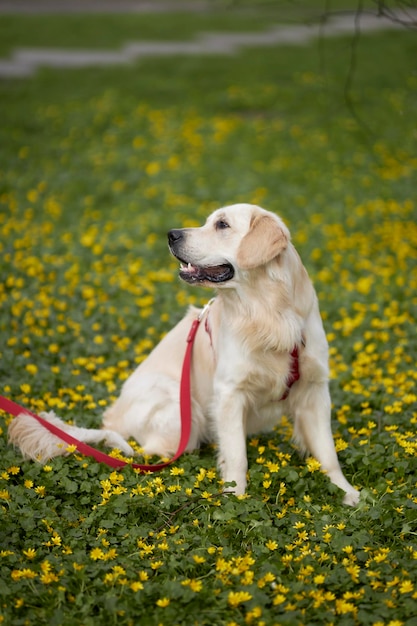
345, 564, 361, 583
374, 548, 390, 563
293, 521, 305, 529
192, 555, 206, 564
146, 162, 160, 177
130, 581, 144, 592
22, 548, 36, 560
228, 591, 252, 608
40, 570, 59, 585
182, 578, 203, 592
189, 579, 203, 592
11, 569, 37, 580
170, 467, 185, 476
90, 548, 105, 561
314, 574, 326, 584
306, 457, 321, 472
156, 597, 170, 607
245, 606, 262, 622
266, 540, 278, 551
50, 534, 62, 546
335, 438, 349, 452
273, 594, 286, 606
103, 548, 117, 561
241, 570, 254, 586
335, 599, 357, 615
73, 563, 84, 571
399, 580, 414, 594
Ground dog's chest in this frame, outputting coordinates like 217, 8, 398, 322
217, 337, 291, 402
247, 350, 291, 399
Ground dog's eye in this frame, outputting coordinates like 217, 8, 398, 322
215, 220, 230, 230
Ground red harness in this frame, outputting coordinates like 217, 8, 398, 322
0, 303, 300, 472
280, 346, 301, 401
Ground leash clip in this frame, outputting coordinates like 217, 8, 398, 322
187, 299, 215, 343
198, 297, 216, 322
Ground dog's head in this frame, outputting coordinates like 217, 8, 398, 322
167, 203, 290, 287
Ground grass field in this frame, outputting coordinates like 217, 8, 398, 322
0, 4, 416, 625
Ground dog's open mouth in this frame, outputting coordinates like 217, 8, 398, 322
179, 261, 235, 284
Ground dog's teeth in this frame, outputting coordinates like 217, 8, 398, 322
188, 263, 193, 270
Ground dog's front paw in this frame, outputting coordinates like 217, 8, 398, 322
221, 474, 247, 496
343, 488, 360, 507
218, 452, 248, 495
223, 481, 246, 496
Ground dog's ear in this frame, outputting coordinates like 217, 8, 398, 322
236, 214, 288, 270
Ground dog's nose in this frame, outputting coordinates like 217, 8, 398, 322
168, 229, 183, 246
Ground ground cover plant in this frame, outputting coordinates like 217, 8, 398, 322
0, 5, 416, 625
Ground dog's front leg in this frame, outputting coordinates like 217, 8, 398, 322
213, 387, 248, 495
292, 383, 360, 506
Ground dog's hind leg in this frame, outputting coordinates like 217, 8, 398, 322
8, 411, 134, 462
103, 373, 207, 459
74, 426, 134, 455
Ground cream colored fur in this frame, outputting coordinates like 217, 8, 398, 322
9, 204, 359, 505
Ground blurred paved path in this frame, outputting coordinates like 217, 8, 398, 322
0, 2, 415, 78
0, 0, 212, 13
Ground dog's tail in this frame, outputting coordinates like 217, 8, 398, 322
8, 411, 134, 463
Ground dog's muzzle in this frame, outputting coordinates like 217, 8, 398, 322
167, 229, 235, 285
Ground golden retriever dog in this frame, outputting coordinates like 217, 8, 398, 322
9, 204, 359, 505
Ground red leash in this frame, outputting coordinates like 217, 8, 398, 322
0, 303, 212, 473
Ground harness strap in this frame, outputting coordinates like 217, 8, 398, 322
280, 346, 300, 401
0, 304, 211, 473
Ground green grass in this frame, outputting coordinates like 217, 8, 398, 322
0, 8, 416, 626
